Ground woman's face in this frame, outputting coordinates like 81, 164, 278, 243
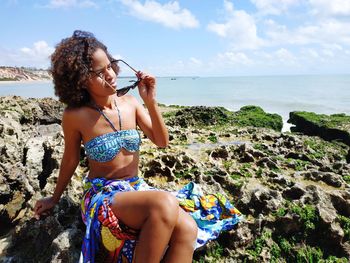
85, 48, 117, 97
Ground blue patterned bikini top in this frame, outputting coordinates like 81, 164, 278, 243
84, 101, 141, 162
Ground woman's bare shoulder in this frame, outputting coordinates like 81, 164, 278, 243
63, 105, 92, 117
62, 105, 93, 126
120, 95, 142, 107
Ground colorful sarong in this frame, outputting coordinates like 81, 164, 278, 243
80, 176, 243, 263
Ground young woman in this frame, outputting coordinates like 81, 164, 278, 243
34, 30, 242, 263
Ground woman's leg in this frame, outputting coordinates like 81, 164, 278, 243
162, 208, 198, 263
111, 191, 179, 263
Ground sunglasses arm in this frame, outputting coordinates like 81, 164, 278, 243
115, 59, 139, 74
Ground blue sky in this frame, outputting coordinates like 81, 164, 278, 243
1, 0, 350, 76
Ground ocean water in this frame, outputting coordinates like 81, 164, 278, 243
1, 75, 349, 131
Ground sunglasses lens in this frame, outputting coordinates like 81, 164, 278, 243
117, 87, 130, 97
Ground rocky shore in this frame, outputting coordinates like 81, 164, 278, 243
0, 96, 349, 262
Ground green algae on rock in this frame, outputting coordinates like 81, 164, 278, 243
165, 105, 283, 132
232, 105, 283, 132
166, 106, 232, 127
288, 111, 350, 146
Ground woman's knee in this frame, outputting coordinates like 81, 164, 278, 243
149, 192, 179, 227
183, 216, 198, 242
111, 191, 178, 230
173, 212, 198, 244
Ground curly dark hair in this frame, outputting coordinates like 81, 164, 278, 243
50, 30, 119, 107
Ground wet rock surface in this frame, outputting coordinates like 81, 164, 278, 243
0, 96, 349, 262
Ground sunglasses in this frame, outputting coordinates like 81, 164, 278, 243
114, 59, 141, 97
89, 59, 141, 97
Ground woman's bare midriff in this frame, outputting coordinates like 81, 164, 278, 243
87, 150, 140, 180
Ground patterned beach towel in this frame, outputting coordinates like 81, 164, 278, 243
80, 176, 243, 263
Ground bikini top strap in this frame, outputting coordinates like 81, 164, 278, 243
92, 100, 122, 131
114, 99, 122, 130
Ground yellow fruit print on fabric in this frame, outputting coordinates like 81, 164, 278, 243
200, 195, 217, 210
206, 214, 215, 220
101, 226, 124, 252
216, 194, 226, 205
179, 199, 196, 212
231, 207, 241, 215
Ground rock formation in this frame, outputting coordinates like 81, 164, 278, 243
288, 111, 350, 147
0, 96, 349, 262
0, 67, 51, 81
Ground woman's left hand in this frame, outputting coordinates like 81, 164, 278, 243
136, 71, 157, 104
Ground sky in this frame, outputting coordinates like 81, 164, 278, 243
1, 0, 350, 76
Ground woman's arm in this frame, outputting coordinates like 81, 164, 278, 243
132, 72, 169, 147
34, 109, 82, 218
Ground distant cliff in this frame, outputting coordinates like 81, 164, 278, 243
0, 66, 51, 81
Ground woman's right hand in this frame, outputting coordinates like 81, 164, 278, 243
33, 197, 57, 220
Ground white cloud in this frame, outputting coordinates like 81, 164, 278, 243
145, 56, 207, 76
119, 0, 199, 29
265, 18, 350, 47
43, 0, 98, 9
207, 23, 227, 38
251, 0, 300, 15
205, 1, 350, 75
189, 57, 202, 65
20, 41, 53, 56
223, 0, 234, 12
322, 49, 334, 57
217, 51, 253, 65
322, 43, 343, 51
302, 48, 319, 58
207, 1, 264, 50
112, 54, 124, 60
0, 41, 54, 68
275, 48, 296, 62
309, 0, 350, 16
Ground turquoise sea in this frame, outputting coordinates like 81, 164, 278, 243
1, 75, 349, 131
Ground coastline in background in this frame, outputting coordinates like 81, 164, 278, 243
1, 75, 349, 132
